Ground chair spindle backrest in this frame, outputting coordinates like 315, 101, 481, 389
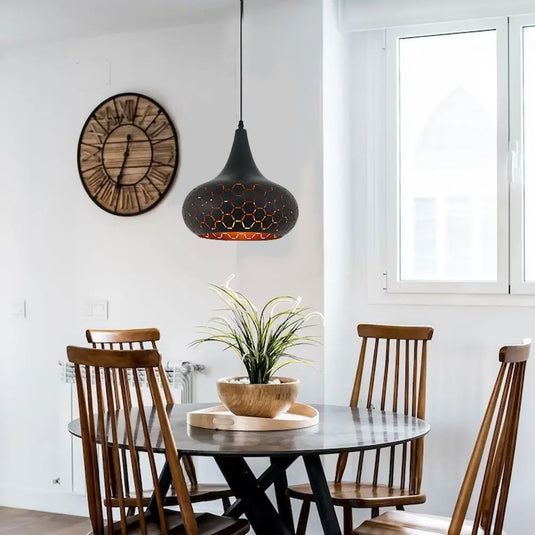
86, 329, 173, 405
335, 324, 434, 494
448, 339, 530, 535
67, 346, 198, 535
86, 329, 198, 487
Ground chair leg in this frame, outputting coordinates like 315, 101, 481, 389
371, 507, 379, 518
126, 506, 137, 517
222, 496, 231, 513
296, 500, 311, 535
343, 506, 353, 535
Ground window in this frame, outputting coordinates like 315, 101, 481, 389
382, 17, 534, 294
522, 26, 535, 281
510, 15, 535, 293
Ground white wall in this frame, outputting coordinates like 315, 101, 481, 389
323, 24, 535, 535
0, 0, 324, 519
323, 0, 354, 427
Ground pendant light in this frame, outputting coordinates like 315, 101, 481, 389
182, 0, 298, 241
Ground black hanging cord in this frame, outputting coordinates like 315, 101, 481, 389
239, 0, 244, 129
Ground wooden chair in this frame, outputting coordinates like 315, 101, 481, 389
287, 324, 434, 534
86, 328, 233, 514
67, 345, 250, 535
353, 339, 530, 535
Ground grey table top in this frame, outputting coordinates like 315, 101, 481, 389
68, 403, 430, 457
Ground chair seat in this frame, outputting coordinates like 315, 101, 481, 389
107, 484, 233, 508
95, 509, 249, 535
287, 481, 426, 508
188, 483, 234, 503
352, 510, 506, 535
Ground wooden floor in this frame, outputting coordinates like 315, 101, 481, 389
0, 507, 90, 534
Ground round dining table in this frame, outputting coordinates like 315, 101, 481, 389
68, 403, 430, 535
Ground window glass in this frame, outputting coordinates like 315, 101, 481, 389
398, 31, 497, 281
523, 26, 535, 281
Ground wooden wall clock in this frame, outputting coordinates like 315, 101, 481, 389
77, 93, 179, 216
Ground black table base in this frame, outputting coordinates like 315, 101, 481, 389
215, 456, 295, 535
217, 454, 342, 535
303, 455, 342, 535
151, 455, 342, 535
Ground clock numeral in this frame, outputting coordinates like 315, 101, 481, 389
80, 146, 102, 164
117, 186, 139, 214
104, 106, 120, 131
147, 166, 172, 189
93, 104, 119, 132
168, 146, 175, 164
84, 166, 108, 193
85, 120, 108, 144
153, 143, 176, 165
117, 99, 135, 124
136, 178, 161, 206
135, 102, 157, 129
97, 180, 119, 208
146, 114, 172, 139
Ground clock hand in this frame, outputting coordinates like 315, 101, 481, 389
115, 134, 132, 189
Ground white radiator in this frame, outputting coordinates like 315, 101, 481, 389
59, 359, 204, 403
59, 359, 204, 493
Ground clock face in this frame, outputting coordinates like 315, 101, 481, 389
77, 93, 179, 216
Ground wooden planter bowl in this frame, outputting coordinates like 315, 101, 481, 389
216, 377, 300, 418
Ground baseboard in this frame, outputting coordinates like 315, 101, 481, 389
0, 486, 89, 517
0, 486, 329, 534
0, 486, 228, 518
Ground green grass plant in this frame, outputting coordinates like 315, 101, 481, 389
191, 277, 322, 384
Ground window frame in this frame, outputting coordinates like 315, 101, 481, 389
509, 14, 535, 294
384, 18, 510, 294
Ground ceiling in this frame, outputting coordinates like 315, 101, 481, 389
0, 0, 232, 48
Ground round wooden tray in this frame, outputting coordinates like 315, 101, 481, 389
187, 402, 319, 431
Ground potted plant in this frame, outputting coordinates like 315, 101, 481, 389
192, 277, 322, 418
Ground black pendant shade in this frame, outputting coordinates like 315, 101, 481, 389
182, 123, 298, 241
181, 0, 299, 241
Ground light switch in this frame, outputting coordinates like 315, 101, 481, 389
10, 298, 26, 318
83, 300, 108, 320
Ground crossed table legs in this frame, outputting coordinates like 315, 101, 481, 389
149, 454, 342, 535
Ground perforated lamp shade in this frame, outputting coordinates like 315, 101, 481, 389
182, 123, 298, 240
